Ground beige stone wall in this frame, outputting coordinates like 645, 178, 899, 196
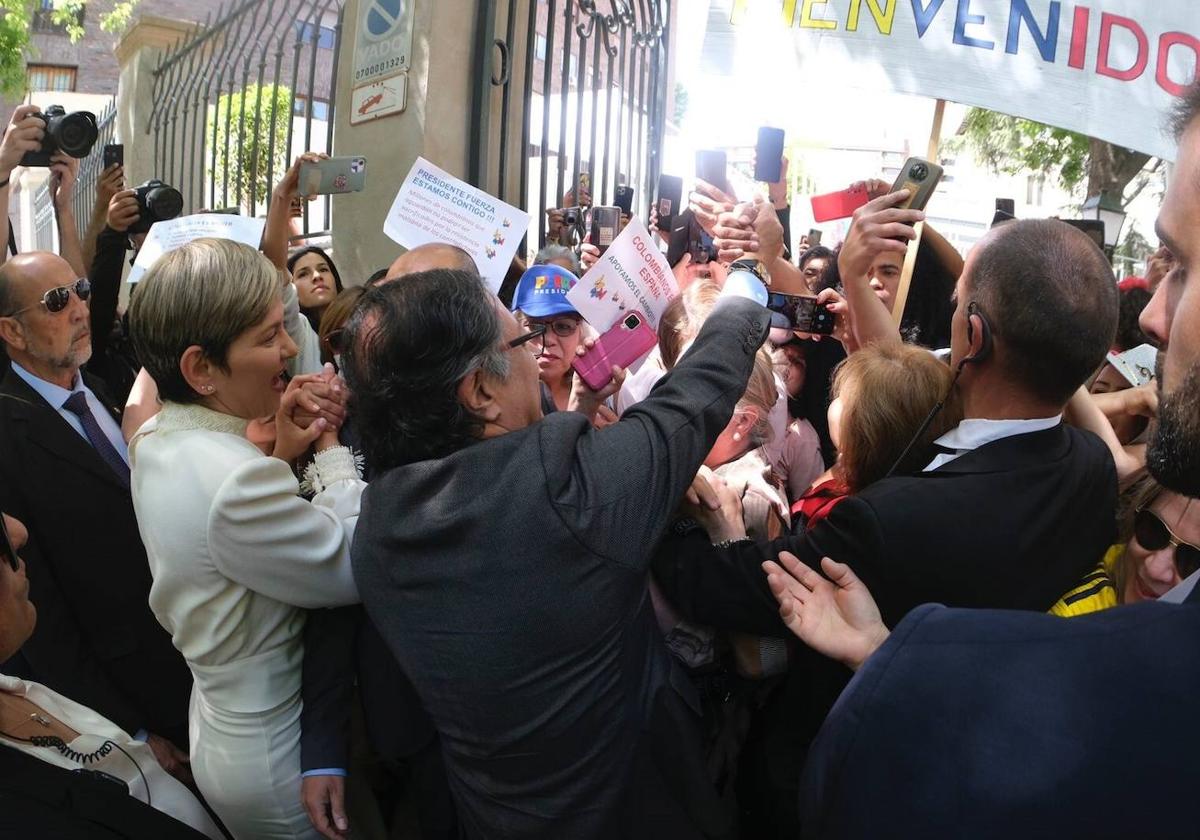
331, 0, 480, 285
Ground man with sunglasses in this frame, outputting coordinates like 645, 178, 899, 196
0, 251, 193, 785
759, 81, 1200, 837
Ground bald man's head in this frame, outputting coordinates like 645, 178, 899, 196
0, 251, 92, 383
383, 243, 477, 285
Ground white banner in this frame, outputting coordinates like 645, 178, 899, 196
755, 0, 1199, 161
383, 157, 531, 292
566, 218, 678, 332
129, 215, 267, 284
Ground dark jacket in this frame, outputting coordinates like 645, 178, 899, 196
0, 744, 209, 839
352, 296, 771, 840
801, 591, 1200, 838
86, 226, 139, 406
652, 423, 1117, 830
0, 368, 191, 745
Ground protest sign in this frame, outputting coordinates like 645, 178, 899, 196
129, 214, 267, 284
732, 0, 1200, 161
384, 158, 531, 292
566, 218, 678, 333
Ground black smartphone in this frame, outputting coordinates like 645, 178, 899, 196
992, 198, 1016, 227
754, 127, 785, 183
590, 206, 621, 256
695, 149, 728, 193
102, 143, 123, 170
766, 292, 836, 335
1061, 219, 1106, 251
655, 174, 682, 232
614, 185, 634, 215
807, 228, 823, 248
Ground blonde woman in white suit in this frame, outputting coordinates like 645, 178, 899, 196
127, 238, 363, 839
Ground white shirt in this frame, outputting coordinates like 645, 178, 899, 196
924, 415, 1063, 472
10, 361, 129, 465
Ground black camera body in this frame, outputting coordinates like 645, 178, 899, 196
129, 180, 184, 235
20, 105, 99, 167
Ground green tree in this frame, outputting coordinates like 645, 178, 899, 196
207, 82, 292, 211
951, 108, 1161, 208
0, 1, 139, 97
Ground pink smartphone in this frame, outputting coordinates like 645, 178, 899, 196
572, 312, 658, 391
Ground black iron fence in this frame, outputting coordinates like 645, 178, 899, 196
144, 0, 343, 238
70, 98, 117, 241
471, 0, 672, 253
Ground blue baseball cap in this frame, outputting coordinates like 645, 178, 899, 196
511, 264, 581, 318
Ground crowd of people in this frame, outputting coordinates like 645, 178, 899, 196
0, 77, 1197, 840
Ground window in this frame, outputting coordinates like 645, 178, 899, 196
1026, 174, 1045, 206
32, 0, 84, 34
26, 64, 77, 92
295, 21, 336, 49
293, 95, 330, 121
535, 34, 547, 62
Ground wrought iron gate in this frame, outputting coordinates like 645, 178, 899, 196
143, 0, 344, 239
470, 0, 672, 252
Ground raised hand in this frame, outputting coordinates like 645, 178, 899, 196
761, 552, 889, 671
107, 188, 141, 233
688, 178, 738, 238
837, 190, 925, 286
0, 105, 45, 181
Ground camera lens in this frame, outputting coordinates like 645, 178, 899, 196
147, 185, 184, 221
624, 314, 639, 329
909, 162, 929, 181
55, 113, 98, 158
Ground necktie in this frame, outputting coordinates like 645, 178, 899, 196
61, 391, 130, 488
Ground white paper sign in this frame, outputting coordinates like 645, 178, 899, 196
566, 218, 678, 333
383, 157, 531, 292
759, 0, 1200, 162
128, 214, 267, 283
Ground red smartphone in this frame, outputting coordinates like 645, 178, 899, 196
810, 185, 869, 223
573, 312, 658, 391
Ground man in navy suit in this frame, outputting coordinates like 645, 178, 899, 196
764, 81, 1200, 838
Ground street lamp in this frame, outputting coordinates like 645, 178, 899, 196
1081, 191, 1127, 250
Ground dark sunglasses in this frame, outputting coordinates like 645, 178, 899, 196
0, 515, 17, 573
7, 278, 91, 317
1133, 507, 1200, 579
507, 323, 548, 358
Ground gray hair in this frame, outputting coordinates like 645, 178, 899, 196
534, 244, 581, 275
130, 238, 280, 404
341, 268, 513, 469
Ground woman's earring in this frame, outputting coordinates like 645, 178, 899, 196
203, 384, 215, 394
732, 432, 742, 442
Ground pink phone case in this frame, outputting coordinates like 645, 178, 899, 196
810, 185, 869, 223
572, 312, 658, 391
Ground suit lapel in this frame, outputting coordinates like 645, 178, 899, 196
0, 371, 130, 493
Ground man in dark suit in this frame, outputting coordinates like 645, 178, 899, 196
653, 217, 1120, 834
343, 261, 773, 839
0, 252, 192, 776
758, 82, 1200, 837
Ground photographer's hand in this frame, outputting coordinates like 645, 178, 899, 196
0, 105, 45, 184
48, 151, 79, 207
107, 189, 140, 233
264, 153, 326, 270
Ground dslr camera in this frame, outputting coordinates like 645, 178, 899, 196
20, 105, 99, 167
129, 180, 184, 235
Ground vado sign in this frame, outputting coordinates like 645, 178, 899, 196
733, 0, 1199, 161
350, 0, 415, 124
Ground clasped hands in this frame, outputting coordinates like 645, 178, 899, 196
248, 364, 348, 463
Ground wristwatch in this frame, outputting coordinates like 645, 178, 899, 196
729, 257, 769, 286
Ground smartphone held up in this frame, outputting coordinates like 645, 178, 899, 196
572, 312, 658, 391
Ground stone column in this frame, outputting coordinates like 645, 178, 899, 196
331, 0, 479, 284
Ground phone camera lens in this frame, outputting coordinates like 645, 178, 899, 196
624, 315, 639, 329
909, 163, 929, 181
